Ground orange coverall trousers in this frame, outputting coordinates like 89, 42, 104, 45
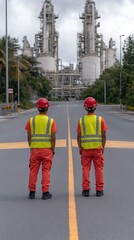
29, 148, 53, 192
81, 148, 104, 191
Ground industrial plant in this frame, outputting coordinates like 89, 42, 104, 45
22, 0, 116, 99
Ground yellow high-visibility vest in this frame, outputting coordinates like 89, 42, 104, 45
79, 115, 102, 149
30, 115, 53, 148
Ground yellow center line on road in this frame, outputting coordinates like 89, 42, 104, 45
106, 140, 134, 148
67, 107, 79, 240
72, 139, 134, 149
1, 139, 133, 150
0, 139, 67, 149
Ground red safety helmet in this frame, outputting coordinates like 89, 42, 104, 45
84, 97, 97, 109
36, 98, 49, 109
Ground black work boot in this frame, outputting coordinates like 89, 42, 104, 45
29, 191, 35, 199
82, 190, 90, 197
96, 190, 104, 197
42, 192, 52, 200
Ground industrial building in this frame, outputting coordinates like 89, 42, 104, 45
22, 0, 116, 99
77, 0, 116, 85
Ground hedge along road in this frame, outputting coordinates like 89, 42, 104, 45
0, 101, 134, 240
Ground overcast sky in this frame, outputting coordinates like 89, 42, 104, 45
0, 0, 134, 66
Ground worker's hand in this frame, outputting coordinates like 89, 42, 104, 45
51, 149, 55, 155
79, 148, 82, 155
53, 151, 55, 155
29, 159, 31, 168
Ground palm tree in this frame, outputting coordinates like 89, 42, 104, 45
0, 36, 31, 79
0, 36, 52, 103
0, 36, 31, 102
0, 49, 5, 72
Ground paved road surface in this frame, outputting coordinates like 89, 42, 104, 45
0, 102, 134, 240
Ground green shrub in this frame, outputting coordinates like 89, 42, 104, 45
21, 100, 35, 109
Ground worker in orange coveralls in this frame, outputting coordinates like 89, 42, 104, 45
25, 98, 57, 200
77, 97, 108, 197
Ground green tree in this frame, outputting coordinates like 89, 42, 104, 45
21, 56, 52, 100
81, 65, 121, 104
125, 81, 134, 106
122, 35, 134, 106
0, 36, 31, 102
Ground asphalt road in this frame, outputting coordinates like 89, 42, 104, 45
0, 102, 134, 240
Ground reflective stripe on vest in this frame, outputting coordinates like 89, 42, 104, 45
80, 115, 102, 149
30, 115, 53, 148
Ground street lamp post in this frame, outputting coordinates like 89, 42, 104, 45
18, 58, 20, 105
103, 80, 106, 104
58, 59, 65, 99
5, 0, 9, 106
94, 63, 96, 80
98, 80, 106, 104
119, 34, 125, 109
101, 80, 106, 104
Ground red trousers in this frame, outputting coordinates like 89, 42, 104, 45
29, 148, 53, 192
81, 148, 104, 191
